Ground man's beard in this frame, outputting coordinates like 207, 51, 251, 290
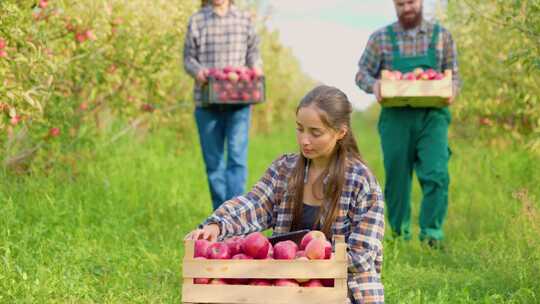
398, 9, 423, 29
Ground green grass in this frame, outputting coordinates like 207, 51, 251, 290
1, 113, 539, 303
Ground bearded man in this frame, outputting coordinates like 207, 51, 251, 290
355, 0, 460, 248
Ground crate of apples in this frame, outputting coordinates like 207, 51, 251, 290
380, 68, 452, 108
201, 66, 265, 106
181, 230, 348, 304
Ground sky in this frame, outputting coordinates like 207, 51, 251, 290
258, 0, 447, 110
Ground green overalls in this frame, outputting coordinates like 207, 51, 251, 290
378, 24, 451, 241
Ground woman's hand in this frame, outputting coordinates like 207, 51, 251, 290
184, 223, 220, 242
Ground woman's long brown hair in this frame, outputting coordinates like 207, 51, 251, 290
289, 85, 365, 238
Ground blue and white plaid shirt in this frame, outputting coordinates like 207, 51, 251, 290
201, 153, 385, 304
183, 5, 262, 106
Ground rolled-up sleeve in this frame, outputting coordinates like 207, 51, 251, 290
245, 20, 262, 69
201, 155, 285, 239
347, 178, 385, 273
442, 29, 461, 96
355, 33, 382, 94
183, 16, 203, 78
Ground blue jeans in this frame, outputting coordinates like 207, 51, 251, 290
194, 105, 251, 210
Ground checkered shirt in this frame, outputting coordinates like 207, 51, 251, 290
356, 20, 460, 94
183, 5, 262, 106
201, 153, 385, 304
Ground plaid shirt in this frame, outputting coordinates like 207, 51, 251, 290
356, 20, 460, 94
183, 5, 262, 106
201, 154, 385, 304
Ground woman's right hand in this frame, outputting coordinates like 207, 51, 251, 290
184, 223, 220, 242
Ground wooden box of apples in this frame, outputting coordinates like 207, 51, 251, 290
380, 68, 453, 108
181, 231, 348, 304
201, 66, 266, 106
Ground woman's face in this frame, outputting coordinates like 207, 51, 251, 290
296, 105, 345, 162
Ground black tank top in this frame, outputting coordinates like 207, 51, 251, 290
299, 203, 321, 230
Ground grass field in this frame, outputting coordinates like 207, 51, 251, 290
1, 112, 539, 303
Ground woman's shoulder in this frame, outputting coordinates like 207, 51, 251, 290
346, 157, 381, 190
271, 153, 300, 170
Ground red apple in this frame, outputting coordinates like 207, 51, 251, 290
393, 71, 403, 80
223, 66, 235, 74
75, 32, 87, 43
418, 72, 430, 80
216, 71, 228, 81
10, 115, 20, 126
208, 68, 218, 78
251, 67, 263, 79
224, 236, 243, 256
85, 30, 96, 41
251, 90, 261, 101
209, 278, 228, 285
241, 91, 251, 101
39, 0, 48, 9
273, 240, 298, 260
250, 279, 272, 286
434, 73, 444, 80
194, 239, 212, 258
300, 230, 326, 250
0, 38, 6, 49
241, 232, 270, 259
207, 242, 231, 260
305, 238, 326, 260
232, 253, 252, 260
301, 279, 324, 287
227, 72, 239, 83
218, 91, 228, 102
403, 72, 416, 81
239, 73, 251, 83
49, 127, 61, 137
0, 50, 7, 58
425, 69, 438, 80
275, 279, 299, 287
413, 67, 424, 77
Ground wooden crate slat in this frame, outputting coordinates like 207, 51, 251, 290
183, 259, 346, 279
182, 285, 347, 304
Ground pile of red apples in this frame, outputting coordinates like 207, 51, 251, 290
192, 230, 335, 287
206, 66, 263, 102
381, 68, 450, 81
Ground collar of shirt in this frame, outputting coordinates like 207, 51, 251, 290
203, 4, 240, 18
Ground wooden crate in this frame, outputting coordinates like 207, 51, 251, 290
201, 77, 266, 107
380, 69, 452, 108
181, 236, 348, 304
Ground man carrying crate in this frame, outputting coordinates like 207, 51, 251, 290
355, 0, 460, 247
183, 0, 263, 210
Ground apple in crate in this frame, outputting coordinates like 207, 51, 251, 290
301, 279, 324, 287
273, 240, 298, 260
251, 90, 261, 101
224, 236, 243, 256
241, 91, 251, 101
250, 279, 273, 286
305, 238, 327, 260
300, 230, 326, 250
275, 279, 300, 287
194, 239, 212, 258
241, 232, 271, 259
210, 278, 229, 285
207, 242, 231, 259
